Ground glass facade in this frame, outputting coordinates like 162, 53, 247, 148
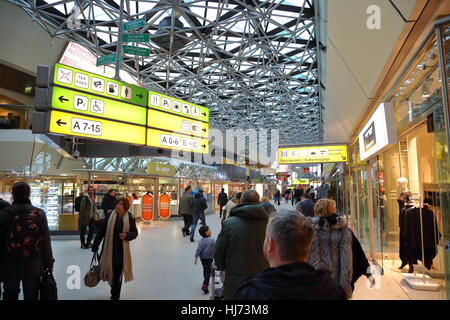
349, 22, 450, 298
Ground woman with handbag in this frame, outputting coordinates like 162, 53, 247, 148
91, 198, 138, 300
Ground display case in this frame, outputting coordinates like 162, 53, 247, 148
29, 182, 61, 231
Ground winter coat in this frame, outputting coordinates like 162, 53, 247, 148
218, 192, 229, 208
101, 194, 117, 214
214, 203, 269, 299
308, 216, 353, 298
296, 199, 315, 217
1, 199, 54, 280
192, 194, 208, 215
178, 194, 193, 216
350, 229, 370, 289
92, 211, 138, 264
233, 262, 346, 300
0, 201, 11, 282
78, 195, 95, 227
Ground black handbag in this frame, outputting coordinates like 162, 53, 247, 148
39, 271, 58, 300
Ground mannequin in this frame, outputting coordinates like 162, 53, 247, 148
397, 177, 413, 271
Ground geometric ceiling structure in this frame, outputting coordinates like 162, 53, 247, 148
9, 0, 322, 145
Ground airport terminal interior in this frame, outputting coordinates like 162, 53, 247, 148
1, 0, 450, 301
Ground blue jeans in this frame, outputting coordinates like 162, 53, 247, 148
190, 212, 206, 240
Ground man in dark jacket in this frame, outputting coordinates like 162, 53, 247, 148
293, 185, 303, 204
295, 192, 315, 217
217, 188, 228, 218
0, 198, 11, 299
234, 209, 346, 300
214, 190, 269, 299
1, 182, 54, 300
101, 189, 117, 215
178, 186, 193, 237
190, 189, 208, 242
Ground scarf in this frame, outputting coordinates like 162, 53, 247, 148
99, 209, 134, 286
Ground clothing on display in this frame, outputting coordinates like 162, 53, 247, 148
399, 204, 439, 270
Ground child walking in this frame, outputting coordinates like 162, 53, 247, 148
194, 225, 215, 294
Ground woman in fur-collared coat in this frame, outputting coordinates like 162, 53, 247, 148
308, 199, 353, 298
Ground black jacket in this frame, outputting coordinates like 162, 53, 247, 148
0, 200, 11, 282
192, 194, 208, 214
101, 194, 117, 214
233, 262, 346, 300
0, 199, 54, 280
92, 211, 138, 264
218, 192, 228, 207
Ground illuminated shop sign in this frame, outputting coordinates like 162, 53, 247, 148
358, 102, 397, 161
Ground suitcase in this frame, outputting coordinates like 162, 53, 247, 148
210, 263, 224, 300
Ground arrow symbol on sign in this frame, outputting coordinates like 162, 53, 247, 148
202, 128, 207, 133
59, 96, 69, 103
202, 112, 206, 117
56, 119, 67, 126
202, 144, 206, 149
137, 93, 143, 99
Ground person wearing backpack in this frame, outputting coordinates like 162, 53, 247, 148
79, 185, 97, 249
1, 182, 54, 300
74, 191, 86, 213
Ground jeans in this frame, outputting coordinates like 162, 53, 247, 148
190, 212, 206, 241
201, 258, 213, 286
80, 218, 96, 246
3, 276, 40, 300
111, 263, 123, 300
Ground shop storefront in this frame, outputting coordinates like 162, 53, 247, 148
348, 20, 450, 298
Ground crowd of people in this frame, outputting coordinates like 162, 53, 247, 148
0, 181, 373, 301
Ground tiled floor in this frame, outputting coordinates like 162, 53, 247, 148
46, 202, 446, 300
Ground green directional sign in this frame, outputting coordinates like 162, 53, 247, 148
96, 53, 120, 66
123, 18, 146, 32
121, 33, 150, 42
51, 86, 147, 126
53, 63, 147, 107
123, 45, 150, 57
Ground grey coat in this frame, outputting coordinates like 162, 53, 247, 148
178, 194, 193, 216
308, 216, 353, 298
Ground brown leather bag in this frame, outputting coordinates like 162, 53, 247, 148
84, 253, 101, 288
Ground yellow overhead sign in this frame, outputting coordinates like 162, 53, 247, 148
292, 179, 310, 185
147, 109, 208, 138
146, 128, 209, 154
48, 110, 146, 145
278, 145, 348, 164
148, 91, 209, 123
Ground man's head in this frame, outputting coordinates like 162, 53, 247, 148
264, 209, 313, 268
241, 190, 260, 204
87, 185, 94, 196
12, 181, 30, 202
221, 188, 225, 192
185, 186, 192, 194
108, 189, 116, 197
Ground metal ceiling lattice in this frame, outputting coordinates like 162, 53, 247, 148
10, 0, 323, 145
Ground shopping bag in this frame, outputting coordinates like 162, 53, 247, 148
84, 252, 101, 288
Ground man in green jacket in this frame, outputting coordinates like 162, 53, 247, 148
214, 190, 269, 299
78, 185, 96, 249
